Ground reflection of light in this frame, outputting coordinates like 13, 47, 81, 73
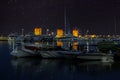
34, 42, 40, 45
73, 42, 78, 46
73, 42, 79, 51
57, 41, 63, 47
48, 34, 51, 36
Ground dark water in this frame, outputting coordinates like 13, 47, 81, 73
1, 41, 120, 80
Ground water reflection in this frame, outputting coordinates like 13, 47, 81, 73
11, 58, 119, 74
56, 41, 63, 47
8, 39, 98, 52
72, 42, 79, 51
10, 58, 120, 80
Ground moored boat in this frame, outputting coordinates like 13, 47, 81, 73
77, 53, 113, 62
10, 34, 114, 62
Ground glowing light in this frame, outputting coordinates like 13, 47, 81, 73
107, 35, 111, 37
91, 34, 96, 38
79, 35, 82, 38
56, 29, 64, 38
72, 29, 79, 37
46, 29, 49, 35
34, 42, 40, 45
72, 42, 79, 51
51, 32, 54, 35
34, 27, 42, 36
57, 41, 63, 47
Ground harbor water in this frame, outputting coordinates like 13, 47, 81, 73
0, 41, 120, 80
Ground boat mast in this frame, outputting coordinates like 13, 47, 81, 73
64, 7, 67, 35
114, 16, 117, 35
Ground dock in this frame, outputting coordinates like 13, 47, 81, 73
0, 36, 8, 41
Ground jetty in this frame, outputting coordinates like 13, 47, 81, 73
0, 36, 8, 41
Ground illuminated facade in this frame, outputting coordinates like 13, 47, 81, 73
56, 29, 64, 38
90, 34, 96, 38
72, 29, 79, 37
34, 27, 42, 36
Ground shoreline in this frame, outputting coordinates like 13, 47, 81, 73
0, 36, 8, 41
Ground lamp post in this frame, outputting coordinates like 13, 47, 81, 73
46, 29, 49, 35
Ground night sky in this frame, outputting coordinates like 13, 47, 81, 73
0, 0, 120, 35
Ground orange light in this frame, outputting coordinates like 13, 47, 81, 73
72, 29, 79, 37
34, 27, 42, 36
34, 42, 40, 45
57, 41, 63, 47
72, 42, 79, 51
56, 29, 64, 38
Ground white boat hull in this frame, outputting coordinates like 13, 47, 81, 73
11, 48, 41, 58
40, 51, 80, 58
11, 49, 34, 58
40, 51, 113, 62
77, 53, 113, 62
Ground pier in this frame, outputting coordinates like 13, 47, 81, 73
0, 36, 8, 41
